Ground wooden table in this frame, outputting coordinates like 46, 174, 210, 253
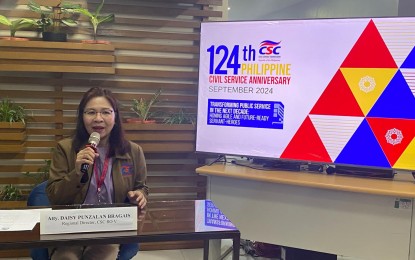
0, 200, 240, 260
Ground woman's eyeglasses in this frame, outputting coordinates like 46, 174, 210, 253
83, 109, 114, 118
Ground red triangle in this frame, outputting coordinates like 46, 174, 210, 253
366, 117, 415, 165
281, 116, 332, 163
310, 70, 364, 116
341, 20, 397, 68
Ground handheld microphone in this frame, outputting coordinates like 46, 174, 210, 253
80, 132, 100, 182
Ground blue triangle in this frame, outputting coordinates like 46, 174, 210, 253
335, 119, 391, 168
401, 46, 415, 68
367, 70, 415, 119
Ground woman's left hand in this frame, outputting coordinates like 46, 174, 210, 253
127, 190, 147, 209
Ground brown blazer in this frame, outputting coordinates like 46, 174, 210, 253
46, 137, 148, 205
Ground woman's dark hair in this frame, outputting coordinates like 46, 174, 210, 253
72, 87, 130, 156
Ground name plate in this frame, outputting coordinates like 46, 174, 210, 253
40, 206, 137, 235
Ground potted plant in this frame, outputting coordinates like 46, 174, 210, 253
163, 109, 196, 125
129, 89, 162, 124
0, 15, 38, 40
0, 98, 27, 124
0, 184, 27, 208
0, 98, 28, 152
24, 157, 52, 188
73, 0, 114, 44
28, 0, 80, 42
0, 184, 23, 201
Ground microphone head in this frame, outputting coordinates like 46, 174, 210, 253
88, 132, 100, 146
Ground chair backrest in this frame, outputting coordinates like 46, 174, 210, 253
27, 181, 50, 207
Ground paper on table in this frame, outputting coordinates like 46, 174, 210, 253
0, 208, 51, 231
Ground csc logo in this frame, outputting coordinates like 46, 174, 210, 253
259, 40, 281, 55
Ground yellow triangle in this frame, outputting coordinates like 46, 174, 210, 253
340, 68, 397, 116
393, 136, 415, 170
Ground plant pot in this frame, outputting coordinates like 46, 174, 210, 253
0, 200, 27, 209
82, 39, 111, 44
0, 122, 26, 153
125, 118, 156, 124
42, 32, 67, 42
0, 37, 29, 41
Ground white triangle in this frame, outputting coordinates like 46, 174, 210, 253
400, 68, 415, 97
309, 115, 365, 162
376, 20, 415, 67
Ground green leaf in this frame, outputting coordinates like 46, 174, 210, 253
95, 0, 105, 17
0, 184, 22, 201
131, 89, 162, 121
97, 13, 114, 24
0, 98, 27, 124
27, 0, 42, 13
61, 2, 82, 9
28, 0, 52, 15
73, 8, 93, 18
13, 18, 38, 30
61, 18, 78, 27
0, 15, 11, 26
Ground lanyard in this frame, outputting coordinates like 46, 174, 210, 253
94, 153, 111, 193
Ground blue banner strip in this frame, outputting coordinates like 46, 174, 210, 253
207, 99, 284, 129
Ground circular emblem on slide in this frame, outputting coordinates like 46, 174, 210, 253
359, 75, 376, 93
385, 128, 403, 146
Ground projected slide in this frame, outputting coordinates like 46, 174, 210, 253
196, 17, 415, 170
195, 200, 237, 232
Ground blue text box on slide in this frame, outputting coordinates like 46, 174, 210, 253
207, 98, 284, 129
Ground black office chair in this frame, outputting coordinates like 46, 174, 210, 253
27, 181, 139, 260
